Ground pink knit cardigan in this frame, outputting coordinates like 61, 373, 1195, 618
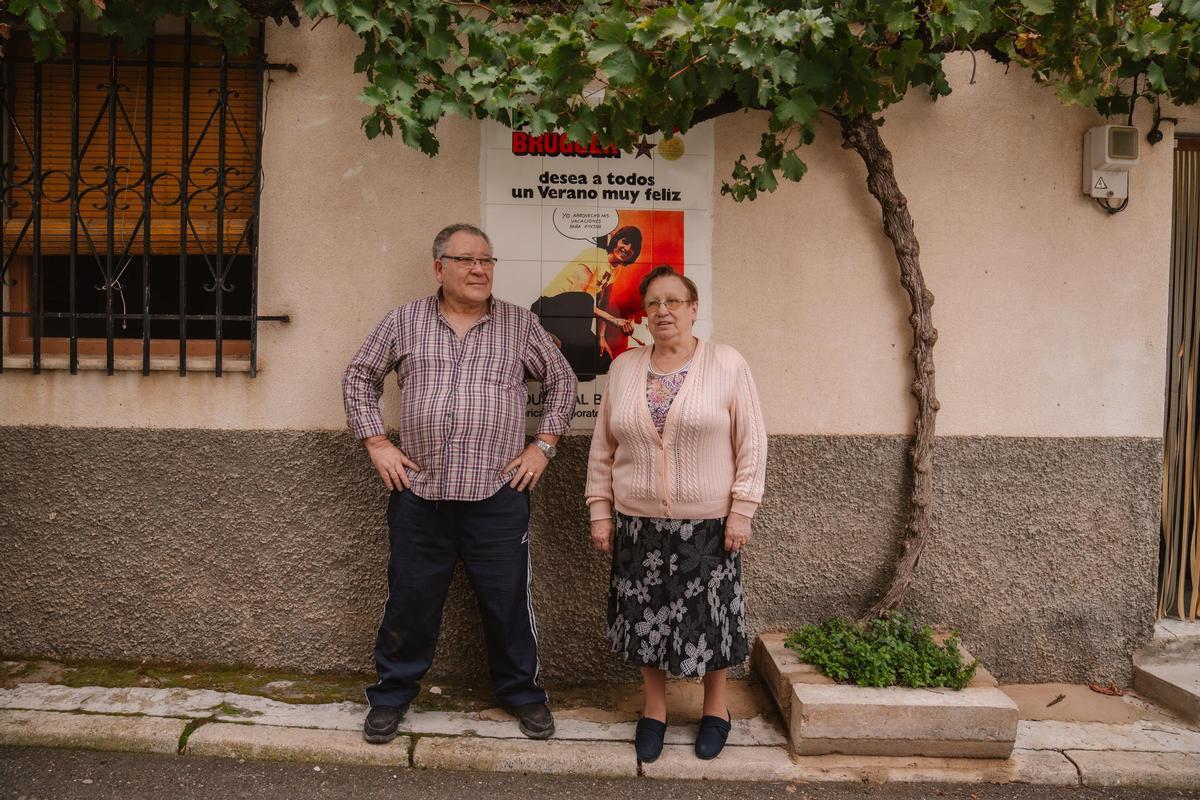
585, 339, 767, 522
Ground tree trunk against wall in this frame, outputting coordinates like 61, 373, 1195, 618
839, 111, 940, 618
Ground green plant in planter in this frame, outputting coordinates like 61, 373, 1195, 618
785, 614, 976, 690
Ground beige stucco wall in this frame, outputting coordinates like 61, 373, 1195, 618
715, 56, 1177, 437
0, 24, 1179, 437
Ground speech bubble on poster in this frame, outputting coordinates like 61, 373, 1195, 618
552, 208, 619, 242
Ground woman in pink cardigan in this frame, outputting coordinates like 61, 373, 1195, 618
586, 265, 767, 763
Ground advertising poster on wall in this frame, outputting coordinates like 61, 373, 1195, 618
481, 121, 714, 431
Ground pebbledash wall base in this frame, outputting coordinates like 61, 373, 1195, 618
0, 428, 1159, 687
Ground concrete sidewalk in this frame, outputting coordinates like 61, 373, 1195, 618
0, 666, 1196, 789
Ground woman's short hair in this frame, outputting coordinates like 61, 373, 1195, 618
639, 265, 698, 302
603, 225, 643, 262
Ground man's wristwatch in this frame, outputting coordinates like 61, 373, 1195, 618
532, 438, 557, 459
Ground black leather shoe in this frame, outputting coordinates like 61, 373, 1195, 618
694, 712, 731, 760
505, 702, 556, 739
634, 717, 667, 763
363, 704, 406, 744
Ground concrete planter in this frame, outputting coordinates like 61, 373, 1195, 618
754, 632, 1018, 759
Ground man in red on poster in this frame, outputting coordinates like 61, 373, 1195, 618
538, 225, 648, 375
535, 211, 685, 378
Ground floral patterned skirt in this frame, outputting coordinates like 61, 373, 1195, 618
606, 511, 749, 677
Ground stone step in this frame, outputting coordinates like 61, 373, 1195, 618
1132, 620, 1200, 725
1152, 618, 1200, 644
1133, 658, 1200, 725
1140, 638, 1200, 661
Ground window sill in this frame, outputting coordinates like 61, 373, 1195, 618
1, 354, 253, 373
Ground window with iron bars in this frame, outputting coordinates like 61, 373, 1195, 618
0, 18, 290, 377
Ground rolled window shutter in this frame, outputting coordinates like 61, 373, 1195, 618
5, 39, 258, 257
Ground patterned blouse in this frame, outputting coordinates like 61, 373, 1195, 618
646, 362, 690, 433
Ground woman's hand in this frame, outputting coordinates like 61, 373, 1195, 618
616, 317, 635, 335
591, 518, 615, 554
724, 512, 753, 552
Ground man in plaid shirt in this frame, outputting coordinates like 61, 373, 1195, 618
343, 223, 576, 744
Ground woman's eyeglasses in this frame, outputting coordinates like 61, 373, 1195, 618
644, 298, 693, 313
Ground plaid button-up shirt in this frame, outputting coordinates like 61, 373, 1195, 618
342, 294, 577, 501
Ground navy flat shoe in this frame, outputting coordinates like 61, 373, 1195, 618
634, 717, 667, 763
694, 712, 731, 760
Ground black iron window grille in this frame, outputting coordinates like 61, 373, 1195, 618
0, 18, 291, 377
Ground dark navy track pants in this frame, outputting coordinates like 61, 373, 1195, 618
365, 484, 545, 709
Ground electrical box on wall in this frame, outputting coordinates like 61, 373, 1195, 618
1082, 125, 1139, 200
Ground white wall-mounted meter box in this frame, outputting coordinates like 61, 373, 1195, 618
1082, 125, 1139, 200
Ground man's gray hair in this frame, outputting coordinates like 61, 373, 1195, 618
432, 223, 492, 260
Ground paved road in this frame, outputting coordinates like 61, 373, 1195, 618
2, 748, 1198, 800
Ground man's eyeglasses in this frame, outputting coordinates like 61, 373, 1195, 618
644, 298, 692, 313
441, 255, 498, 268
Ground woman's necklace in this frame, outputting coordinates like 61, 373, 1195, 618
650, 340, 696, 374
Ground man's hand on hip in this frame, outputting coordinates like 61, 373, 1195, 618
504, 444, 550, 492
364, 435, 420, 491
